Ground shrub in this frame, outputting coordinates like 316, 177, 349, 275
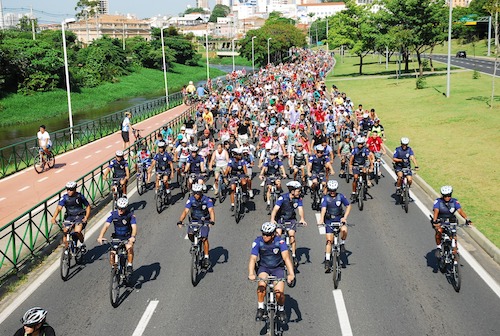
416, 76, 426, 89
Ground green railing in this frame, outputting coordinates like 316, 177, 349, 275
0, 105, 194, 284
0, 92, 184, 179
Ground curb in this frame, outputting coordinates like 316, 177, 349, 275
382, 144, 500, 266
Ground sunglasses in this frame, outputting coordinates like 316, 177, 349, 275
262, 232, 274, 237
443, 194, 452, 198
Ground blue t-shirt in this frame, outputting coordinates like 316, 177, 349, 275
263, 158, 283, 175
58, 193, 90, 217
187, 155, 204, 174
308, 155, 330, 174
433, 197, 462, 220
228, 158, 247, 176
197, 86, 206, 98
251, 235, 288, 268
393, 146, 414, 168
351, 146, 371, 165
185, 195, 213, 220
321, 193, 349, 222
275, 193, 303, 221
153, 152, 173, 172
109, 159, 128, 178
106, 210, 137, 238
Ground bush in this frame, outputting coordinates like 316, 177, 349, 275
473, 70, 480, 79
416, 76, 426, 89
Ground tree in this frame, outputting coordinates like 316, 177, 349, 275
209, 4, 230, 23
151, 27, 200, 66
75, 0, 100, 19
17, 16, 37, 32
184, 7, 208, 15
126, 36, 174, 70
469, 0, 491, 16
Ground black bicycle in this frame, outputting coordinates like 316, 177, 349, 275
110, 178, 124, 211
155, 172, 172, 213
33, 147, 55, 174
60, 220, 85, 281
136, 162, 148, 196
105, 238, 131, 307
279, 221, 305, 288
399, 168, 412, 213
252, 276, 286, 336
264, 175, 281, 215
183, 220, 211, 286
320, 222, 343, 288
310, 172, 325, 211
216, 171, 227, 204
354, 170, 367, 211
373, 152, 383, 185
340, 154, 351, 183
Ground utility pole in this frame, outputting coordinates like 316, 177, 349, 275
0, 0, 4, 30
30, 7, 35, 40
446, 0, 453, 98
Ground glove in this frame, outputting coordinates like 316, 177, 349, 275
177, 221, 183, 226
209, 221, 215, 226
465, 219, 472, 225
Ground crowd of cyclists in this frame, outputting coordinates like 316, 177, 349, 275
23, 48, 473, 334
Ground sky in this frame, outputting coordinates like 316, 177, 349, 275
2, 0, 217, 24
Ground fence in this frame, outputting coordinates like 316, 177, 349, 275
0, 92, 184, 179
0, 105, 194, 284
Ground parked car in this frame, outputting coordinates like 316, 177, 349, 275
456, 51, 467, 58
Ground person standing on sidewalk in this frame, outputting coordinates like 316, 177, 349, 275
121, 111, 132, 149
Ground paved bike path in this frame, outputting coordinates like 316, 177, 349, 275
0, 104, 189, 227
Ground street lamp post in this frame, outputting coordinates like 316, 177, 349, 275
232, 38, 236, 72
205, 29, 210, 83
251, 36, 256, 73
160, 26, 170, 108
62, 18, 76, 145
446, 0, 453, 98
267, 37, 272, 65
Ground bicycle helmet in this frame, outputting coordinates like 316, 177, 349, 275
356, 137, 365, 144
362, 113, 369, 118
192, 183, 203, 193
232, 148, 242, 155
116, 197, 128, 209
327, 180, 339, 191
115, 150, 124, 157
189, 81, 193, 85
157, 141, 166, 148
65, 181, 77, 190
190, 145, 199, 152
269, 149, 279, 155
260, 122, 266, 128
261, 221, 276, 234
400, 137, 410, 145
286, 181, 302, 190
22, 307, 47, 326
440, 185, 453, 195
315, 144, 325, 151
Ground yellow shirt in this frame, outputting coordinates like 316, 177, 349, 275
203, 111, 214, 124
186, 84, 196, 94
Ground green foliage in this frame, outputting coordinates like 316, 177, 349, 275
415, 76, 426, 89
209, 4, 230, 23
151, 27, 200, 65
126, 36, 174, 70
469, 0, 492, 16
17, 16, 37, 32
184, 7, 208, 15
75, 0, 100, 19
473, 70, 481, 79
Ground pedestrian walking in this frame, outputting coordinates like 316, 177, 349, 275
122, 111, 132, 149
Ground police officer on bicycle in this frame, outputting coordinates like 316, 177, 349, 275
349, 137, 373, 202
149, 141, 174, 194
393, 137, 419, 195
104, 150, 130, 196
318, 180, 351, 271
51, 181, 91, 251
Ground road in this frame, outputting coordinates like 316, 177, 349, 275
0, 156, 499, 336
428, 54, 499, 76
0, 104, 189, 226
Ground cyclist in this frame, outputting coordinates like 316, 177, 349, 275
270, 181, 307, 267
148, 141, 174, 194
135, 143, 152, 184
186, 80, 196, 100
307, 144, 334, 206
349, 137, 374, 202
177, 184, 215, 269
431, 186, 472, 257
338, 134, 353, 178
358, 112, 373, 137
103, 150, 130, 197
290, 142, 308, 188
184, 145, 207, 191
366, 131, 386, 180
248, 222, 295, 322
260, 149, 287, 211
393, 137, 419, 195
318, 180, 351, 271
209, 142, 229, 196
225, 148, 249, 211
37, 124, 52, 161
174, 138, 190, 173
51, 181, 91, 251
241, 144, 255, 199
369, 117, 385, 139
97, 197, 137, 274
14, 307, 55, 336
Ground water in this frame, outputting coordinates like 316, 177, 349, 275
0, 65, 252, 149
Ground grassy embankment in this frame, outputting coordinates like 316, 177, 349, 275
327, 55, 499, 248
0, 62, 226, 127
432, 38, 493, 57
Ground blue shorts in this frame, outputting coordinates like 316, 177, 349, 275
257, 265, 285, 278
309, 173, 326, 182
395, 167, 413, 176
324, 219, 343, 234
352, 164, 368, 175
278, 219, 297, 231
64, 215, 87, 228
187, 224, 209, 238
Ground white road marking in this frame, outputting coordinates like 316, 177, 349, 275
95, 150, 102, 154
55, 169, 64, 174
18, 186, 29, 192
70, 161, 79, 166
0, 197, 6, 202
381, 161, 500, 298
115, 141, 120, 144
332, 290, 353, 336
106, 145, 112, 149
37, 177, 48, 183
315, 213, 326, 234
184, 234, 189, 240
85, 155, 92, 159
131, 300, 159, 336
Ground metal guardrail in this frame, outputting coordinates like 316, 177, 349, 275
0, 92, 184, 179
0, 105, 195, 283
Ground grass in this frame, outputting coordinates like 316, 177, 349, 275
200, 55, 253, 67
432, 38, 493, 58
327, 55, 500, 248
0, 62, 225, 127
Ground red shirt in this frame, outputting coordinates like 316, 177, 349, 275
367, 136, 383, 152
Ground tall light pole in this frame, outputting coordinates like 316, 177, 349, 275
0, 0, 4, 30
267, 37, 272, 65
62, 18, 76, 145
446, 0, 453, 98
232, 38, 236, 72
160, 26, 170, 107
251, 36, 256, 73
205, 27, 210, 82
326, 18, 329, 52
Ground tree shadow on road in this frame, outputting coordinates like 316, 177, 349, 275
132, 262, 161, 289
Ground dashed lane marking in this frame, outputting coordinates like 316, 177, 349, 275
0, 197, 6, 202
18, 186, 29, 192
55, 169, 64, 174
332, 290, 353, 336
70, 162, 79, 166
85, 155, 92, 159
105, 145, 112, 149
95, 150, 102, 153
37, 177, 48, 183
131, 300, 159, 336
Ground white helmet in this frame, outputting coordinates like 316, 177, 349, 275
265, 142, 272, 150
232, 147, 242, 155
286, 181, 302, 190
189, 81, 193, 85
362, 113, 369, 118
22, 307, 47, 326
261, 221, 276, 234
192, 183, 203, 193
157, 141, 166, 148
327, 180, 339, 191
115, 150, 124, 157
400, 137, 410, 145
260, 122, 266, 128
440, 185, 453, 195
116, 197, 128, 209
356, 137, 365, 144
190, 145, 199, 152
315, 144, 325, 151
180, 126, 186, 131
65, 181, 77, 190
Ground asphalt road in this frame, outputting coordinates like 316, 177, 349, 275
1, 158, 499, 336
428, 54, 500, 76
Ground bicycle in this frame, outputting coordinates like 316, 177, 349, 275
59, 220, 85, 281
373, 152, 383, 185
295, 167, 308, 196
110, 178, 124, 211
279, 221, 305, 288
251, 276, 287, 336
319, 222, 343, 288
232, 178, 244, 223
354, 169, 368, 211
310, 172, 325, 211
136, 162, 148, 196
431, 217, 464, 292
183, 219, 210, 286
33, 147, 55, 174
155, 172, 172, 213
132, 128, 144, 142
398, 168, 412, 213
340, 154, 351, 183
104, 237, 131, 307
216, 171, 227, 204
264, 175, 280, 215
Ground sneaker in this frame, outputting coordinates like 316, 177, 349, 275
260, 181, 265, 187
80, 243, 87, 253
277, 310, 287, 323
367, 180, 373, 188
249, 190, 254, 199
325, 259, 332, 271
396, 188, 401, 195
266, 204, 270, 211
255, 308, 267, 321
350, 193, 356, 202
126, 265, 133, 274
293, 256, 298, 268
435, 248, 442, 259
202, 257, 211, 269
340, 244, 345, 253
230, 205, 234, 211
214, 188, 218, 195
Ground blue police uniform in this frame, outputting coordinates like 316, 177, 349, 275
109, 159, 128, 178
251, 235, 288, 278
263, 157, 283, 184
351, 146, 371, 175
58, 193, 90, 223
154, 152, 173, 174
393, 146, 414, 175
275, 193, 303, 229
227, 158, 248, 183
321, 193, 350, 233
187, 155, 204, 175
106, 210, 137, 239
359, 119, 374, 135
185, 195, 213, 238
433, 197, 462, 222
308, 155, 329, 180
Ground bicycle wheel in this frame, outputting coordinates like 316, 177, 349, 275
403, 186, 409, 213
110, 267, 121, 307
46, 153, 55, 168
268, 310, 276, 336
75, 246, 84, 265
34, 155, 44, 174
156, 189, 163, 213
452, 259, 461, 292
218, 179, 224, 204
234, 192, 241, 223
181, 176, 188, 195
374, 164, 379, 185
191, 250, 199, 286
165, 189, 171, 208
137, 172, 145, 195
60, 248, 70, 281
357, 185, 364, 211
332, 251, 340, 289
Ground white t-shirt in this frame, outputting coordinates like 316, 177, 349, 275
37, 131, 51, 147
122, 117, 130, 132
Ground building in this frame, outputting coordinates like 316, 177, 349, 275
99, 0, 109, 14
166, 13, 210, 26
297, 2, 346, 22
68, 14, 151, 45
197, 0, 209, 9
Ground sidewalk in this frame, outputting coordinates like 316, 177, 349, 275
0, 104, 189, 227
